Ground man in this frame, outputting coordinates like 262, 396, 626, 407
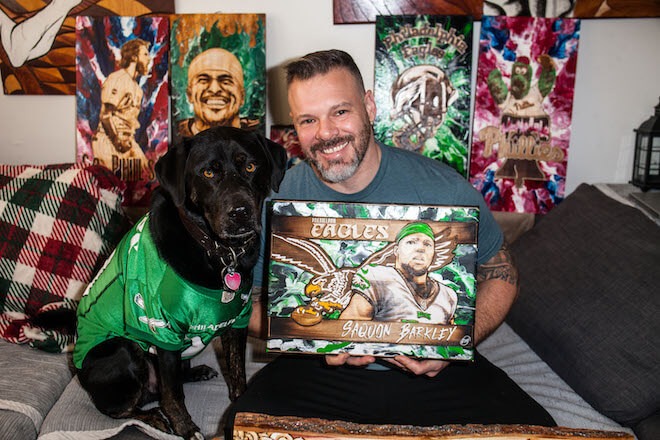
175, 48, 255, 142
225, 49, 554, 434
341, 222, 457, 324
91, 38, 150, 181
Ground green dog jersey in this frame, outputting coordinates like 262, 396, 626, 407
73, 214, 252, 369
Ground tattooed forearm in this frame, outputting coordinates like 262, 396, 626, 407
477, 243, 518, 286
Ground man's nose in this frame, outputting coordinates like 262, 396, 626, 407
316, 118, 339, 141
207, 78, 222, 92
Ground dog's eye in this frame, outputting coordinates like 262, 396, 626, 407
203, 169, 215, 178
245, 163, 257, 173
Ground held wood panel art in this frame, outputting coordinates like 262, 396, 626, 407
266, 201, 479, 360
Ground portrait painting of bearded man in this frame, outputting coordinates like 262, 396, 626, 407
76, 15, 170, 207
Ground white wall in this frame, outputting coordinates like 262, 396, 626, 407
0, 0, 658, 195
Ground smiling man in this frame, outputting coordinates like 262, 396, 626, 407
175, 48, 247, 142
224, 49, 554, 438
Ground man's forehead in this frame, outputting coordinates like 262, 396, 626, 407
288, 69, 364, 115
403, 232, 433, 240
192, 69, 236, 79
188, 49, 243, 80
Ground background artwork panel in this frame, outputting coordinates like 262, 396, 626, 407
170, 13, 266, 144
484, 0, 660, 18
75, 15, 169, 207
374, 15, 473, 177
266, 201, 479, 361
270, 124, 303, 169
469, 16, 580, 214
333, 0, 484, 23
0, 0, 174, 95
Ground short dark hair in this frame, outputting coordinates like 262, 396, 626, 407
119, 38, 149, 68
285, 49, 365, 92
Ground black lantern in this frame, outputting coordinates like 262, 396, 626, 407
631, 97, 660, 191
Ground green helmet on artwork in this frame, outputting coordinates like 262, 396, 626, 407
395, 222, 435, 243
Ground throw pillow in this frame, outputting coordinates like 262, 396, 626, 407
507, 183, 659, 438
0, 163, 130, 352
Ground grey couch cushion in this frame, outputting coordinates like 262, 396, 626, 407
0, 341, 72, 439
39, 338, 269, 439
0, 409, 36, 440
507, 183, 660, 439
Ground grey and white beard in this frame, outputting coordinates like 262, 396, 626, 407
306, 120, 372, 184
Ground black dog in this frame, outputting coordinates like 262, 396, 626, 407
73, 127, 287, 439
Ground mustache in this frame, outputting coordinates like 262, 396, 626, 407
309, 135, 354, 154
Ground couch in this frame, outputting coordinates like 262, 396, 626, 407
0, 163, 657, 440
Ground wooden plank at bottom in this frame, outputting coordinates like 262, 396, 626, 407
230, 412, 633, 440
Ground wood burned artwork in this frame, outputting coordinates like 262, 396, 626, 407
469, 16, 580, 214
374, 15, 473, 177
484, 0, 660, 18
484, 0, 579, 16
0, 0, 174, 95
270, 125, 303, 169
76, 15, 169, 207
170, 14, 266, 144
231, 412, 635, 440
333, 0, 484, 23
266, 201, 479, 360
572, 1, 660, 18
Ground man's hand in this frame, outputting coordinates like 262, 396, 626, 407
387, 356, 449, 377
325, 353, 376, 367
325, 353, 449, 377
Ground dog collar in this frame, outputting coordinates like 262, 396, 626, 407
177, 208, 248, 291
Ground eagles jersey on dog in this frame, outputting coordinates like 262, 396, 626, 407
73, 215, 252, 369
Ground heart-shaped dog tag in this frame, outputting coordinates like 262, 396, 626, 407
224, 271, 242, 292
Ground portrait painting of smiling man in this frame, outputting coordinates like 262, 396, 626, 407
170, 14, 266, 144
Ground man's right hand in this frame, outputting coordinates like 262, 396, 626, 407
324, 353, 376, 367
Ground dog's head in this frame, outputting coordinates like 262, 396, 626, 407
155, 126, 287, 248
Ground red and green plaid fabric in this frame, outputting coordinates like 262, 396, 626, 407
0, 163, 129, 352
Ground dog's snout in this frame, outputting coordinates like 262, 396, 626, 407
229, 206, 249, 221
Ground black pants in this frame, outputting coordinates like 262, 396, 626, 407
223, 351, 555, 438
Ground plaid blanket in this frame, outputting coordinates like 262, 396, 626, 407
0, 163, 130, 352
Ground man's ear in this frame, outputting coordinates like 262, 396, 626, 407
364, 90, 377, 123
155, 137, 192, 206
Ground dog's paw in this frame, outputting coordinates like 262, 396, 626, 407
189, 431, 205, 440
184, 364, 219, 382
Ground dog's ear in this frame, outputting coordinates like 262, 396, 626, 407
257, 134, 288, 192
155, 137, 192, 206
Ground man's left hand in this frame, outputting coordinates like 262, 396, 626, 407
386, 356, 449, 377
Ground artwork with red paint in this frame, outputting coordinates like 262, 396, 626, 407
469, 16, 580, 214
75, 15, 169, 207
270, 125, 303, 169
